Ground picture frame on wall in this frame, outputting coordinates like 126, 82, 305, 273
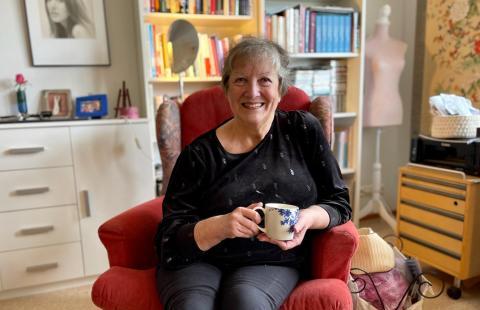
41, 89, 73, 119
24, 0, 110, 66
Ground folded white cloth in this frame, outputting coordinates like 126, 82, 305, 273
429, 93, 480, 116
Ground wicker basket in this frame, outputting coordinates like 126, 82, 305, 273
431, 115, 480, 138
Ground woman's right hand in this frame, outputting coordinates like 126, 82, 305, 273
219, 202, 262, 239
194, 202, 262, 251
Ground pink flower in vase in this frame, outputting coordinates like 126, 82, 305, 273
15, 73, 28, 91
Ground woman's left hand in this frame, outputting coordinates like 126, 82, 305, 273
256, 209, 310, 250
256, 206, 330, 250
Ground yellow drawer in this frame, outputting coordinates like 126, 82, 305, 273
401, 176, 466, 197
0, 127, 72, 171
0, 205, 80, 252
0, 243, 84, 290
398, 202, 464, 237
0, 167, 76, 212
400, 185, 465, 215
400, 237, 461, 276
399, 220, 463, 255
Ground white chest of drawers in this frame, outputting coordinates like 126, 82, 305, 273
0, 119, 155, 298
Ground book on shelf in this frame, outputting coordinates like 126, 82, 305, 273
291, 60, 347, 112
144, 0, 251, 16
333, 129, 349, 169
267, 4, 359, 54
147, 25, 235, 80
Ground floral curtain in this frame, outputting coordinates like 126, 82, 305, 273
420, 0, 480, 133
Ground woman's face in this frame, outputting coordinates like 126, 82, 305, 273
226, 58, 281, 129
46, 0, 69, 24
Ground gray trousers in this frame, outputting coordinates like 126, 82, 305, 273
156, 262, 299, 310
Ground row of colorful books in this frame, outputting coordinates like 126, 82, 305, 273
147, 24, 239, 79
265, 4, 359, 54
144, 0, 251, 16
292, 60, 347, 112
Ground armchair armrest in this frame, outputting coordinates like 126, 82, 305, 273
98, 197, 164, 269
310, 221, 358, 282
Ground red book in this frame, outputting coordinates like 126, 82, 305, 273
205, 58, 212, 76
210, 0, 216, 14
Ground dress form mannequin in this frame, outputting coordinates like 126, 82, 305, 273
361, 5, 407, 231
363, 5, 406, 127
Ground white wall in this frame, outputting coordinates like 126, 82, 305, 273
360, 1, 417, 212
0, 0, 142, 117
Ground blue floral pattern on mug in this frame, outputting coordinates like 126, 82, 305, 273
277, 209, 299, 232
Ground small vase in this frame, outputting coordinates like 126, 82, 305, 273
16, 89, 28, 115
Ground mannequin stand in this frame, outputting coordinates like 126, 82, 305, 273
360, 128, 397, 232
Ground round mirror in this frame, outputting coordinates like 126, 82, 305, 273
168, 20, 199, 73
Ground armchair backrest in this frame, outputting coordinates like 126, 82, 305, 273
156, 85, 333, 194
180, 85, 324, 148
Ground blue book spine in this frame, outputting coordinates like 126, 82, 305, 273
315, 14, 322, 53
332, 14, 343, 53
147, 24, 156, 78
321, 13, 328, 53
328, 14, 334, 52
345, 13, 352, 52
196, 0, 202, 14
338, 14, 345, 52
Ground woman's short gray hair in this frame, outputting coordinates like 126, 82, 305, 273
221, 37, 291, 96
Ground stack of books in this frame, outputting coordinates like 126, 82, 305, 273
291, 60, 347, 112
330, 60, 347, 112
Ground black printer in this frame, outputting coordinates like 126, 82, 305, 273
410, 135, 480, 176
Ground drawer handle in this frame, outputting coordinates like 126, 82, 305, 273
18, 225, 54, 235
7, 146, 45, 154
25, 262, 59, 273
14, 186, 50, 195
82, 190, 92, 217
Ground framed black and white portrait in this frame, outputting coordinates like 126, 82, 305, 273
24, 0, 110, 66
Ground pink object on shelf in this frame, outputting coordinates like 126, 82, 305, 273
118, 106, 139, 119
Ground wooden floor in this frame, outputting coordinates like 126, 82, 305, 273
0, 216, 479, 309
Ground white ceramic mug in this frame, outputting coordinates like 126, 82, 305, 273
253, 203, 299, 241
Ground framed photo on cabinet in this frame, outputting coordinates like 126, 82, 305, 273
75, 94, 108, 119
41, 89, 72, 119
24, 0, 110, 66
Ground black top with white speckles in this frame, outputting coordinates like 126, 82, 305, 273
155, 110, 351, 271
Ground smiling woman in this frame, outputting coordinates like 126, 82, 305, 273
154, 37, 352, 310
44, 0, 95, 38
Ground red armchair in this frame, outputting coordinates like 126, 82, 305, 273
92, 86, 359, 310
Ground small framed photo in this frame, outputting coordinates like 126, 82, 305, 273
75, 94, 108, 119
41, 89, 72, 119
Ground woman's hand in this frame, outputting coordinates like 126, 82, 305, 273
194, 202, 262, 251
219, 202, 263, 239
257, 205, 330, 250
